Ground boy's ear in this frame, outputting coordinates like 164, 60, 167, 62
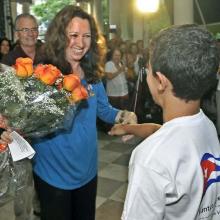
155, 71, 169, 91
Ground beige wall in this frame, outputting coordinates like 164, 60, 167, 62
174, 0, 194, 25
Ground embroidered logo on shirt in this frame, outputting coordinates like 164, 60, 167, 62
87, 84, 95, 97
201, 153, 220, 195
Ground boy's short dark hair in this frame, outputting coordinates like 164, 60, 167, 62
149, 24, 219, 101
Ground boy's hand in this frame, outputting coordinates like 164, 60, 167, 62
114, 111, 137, 142
109, 124, 126, 136
109, 125, 134, 142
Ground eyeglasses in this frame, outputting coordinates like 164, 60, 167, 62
16, 27, 38, 33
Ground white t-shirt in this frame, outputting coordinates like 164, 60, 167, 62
122, 110, 220, 220
105, 61, 128, 97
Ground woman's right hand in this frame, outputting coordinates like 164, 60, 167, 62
0, 129, 13, 146
0, 114, 13, 147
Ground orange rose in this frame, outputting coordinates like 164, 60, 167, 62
0, 143, 7, 152
63, 74, 81, 92
71, 85, 88, 102
34, 64, 62, 85
13, 57, 33, 78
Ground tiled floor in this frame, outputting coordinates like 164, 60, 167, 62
96, 131, 141, 220
0, 130, 141, 220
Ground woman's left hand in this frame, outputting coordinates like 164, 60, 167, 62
115, 110, 137, 124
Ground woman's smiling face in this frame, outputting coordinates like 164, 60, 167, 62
65, 17, 92, 64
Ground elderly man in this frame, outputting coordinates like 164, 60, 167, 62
2, 13, 42, 66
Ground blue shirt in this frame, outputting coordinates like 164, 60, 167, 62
32, 81, 118, 189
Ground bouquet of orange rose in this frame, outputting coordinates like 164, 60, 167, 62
0, 58, 89, 207
0, 58, 88, 139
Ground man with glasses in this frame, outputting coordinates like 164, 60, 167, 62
1, 13, 42, 66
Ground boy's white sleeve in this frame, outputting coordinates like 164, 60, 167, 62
122, 163, 170, 220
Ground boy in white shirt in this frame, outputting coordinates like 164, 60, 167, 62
109, 24, 220, 220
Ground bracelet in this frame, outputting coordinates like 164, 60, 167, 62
115, 110, 127, 123
0, 128, 6, 136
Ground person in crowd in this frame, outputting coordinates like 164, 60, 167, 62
110, 24, 220, 220
124, 39, 132, 52
105, 47, 129, 110
125, 43, 142, 107
119, 41, 127, 57
136, 39, 144, 57
0, 37, 12, 61
122, 51, 135, 106
127, 42, 141, 76
0, 5, 136, 220
1, 13, 41, 66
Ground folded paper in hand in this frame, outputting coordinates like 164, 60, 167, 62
8, 131, 35, 161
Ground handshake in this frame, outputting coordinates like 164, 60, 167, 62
110, 110, 137, 142
110, 110, 161, 141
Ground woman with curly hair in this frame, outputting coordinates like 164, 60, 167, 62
41, 5, 106, 83
0, 5, 136, 220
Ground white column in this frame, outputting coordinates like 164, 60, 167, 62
92, 0, 103, 32
109, 0, 120, 39
174, 0, 194, 25
22, 2, 30, 14
11, 1, 17, 41
133, 13, 143, 43
120, 0, 133, 40
11, 2, 17, 23
4, 1, 17, 41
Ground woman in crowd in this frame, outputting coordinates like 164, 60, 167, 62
136, 39, 144, 57
127, 42, 140, 76
105, 47, 129, 110
0, 5, 136, 220
0, 37, 12, 61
